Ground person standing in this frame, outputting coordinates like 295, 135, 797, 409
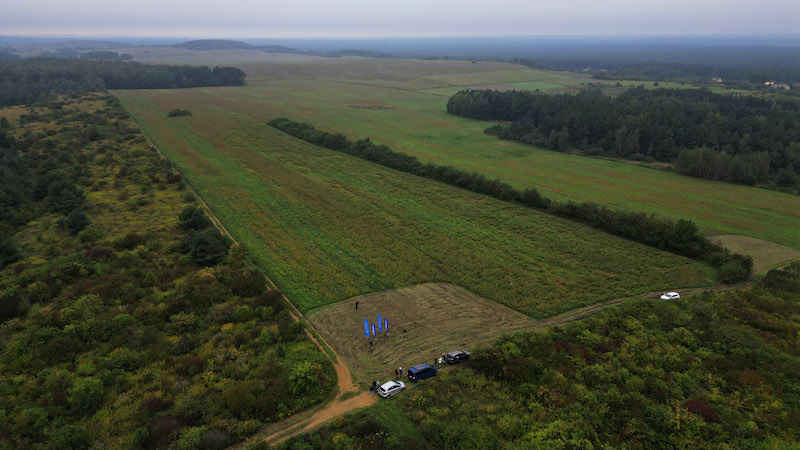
395, 368, 399, 377
355, 300, 359, 310
399, 366, 403, 376
370, 380, 375, 396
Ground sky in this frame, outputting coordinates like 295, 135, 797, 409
2, 0, 799, 38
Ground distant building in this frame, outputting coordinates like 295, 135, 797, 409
711, 77, 723, 83
765, 81, 791, 90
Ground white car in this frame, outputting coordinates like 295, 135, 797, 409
378, 381, 406, 398
660, 291, 680, 300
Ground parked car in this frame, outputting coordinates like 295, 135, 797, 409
445, 350, 471, 364
660, 291, 680, 300
377, 380, 406, 398
408, 363, 438, 382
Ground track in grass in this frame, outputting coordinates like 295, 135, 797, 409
116, 92, 714, 318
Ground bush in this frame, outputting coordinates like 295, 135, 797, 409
68, 377, 104, 415
178, 206, 212, 230
682, 398, 720, 423
59, 208, 90, 235
231, 271, 266, 298
221, 380, 261, 418
114, 232, 142, 250
165, 174, 183, 184
180, 356, 206, 376
0, 238, 19, 269
180, 228, 231, 266
148, 416, 184, 448
84, 247, 113, 259
50, 424, 91, 449
167, 109, 192, 118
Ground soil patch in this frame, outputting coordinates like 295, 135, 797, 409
349, 104, 395, 110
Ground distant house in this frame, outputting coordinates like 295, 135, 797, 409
765, 81, 790, 90
711, 77, 723, 83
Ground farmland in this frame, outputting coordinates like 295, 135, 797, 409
115, 91, 713, 318
116, 50, 800, 250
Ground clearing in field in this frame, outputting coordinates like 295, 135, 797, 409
710, 235, 800, 275
114, 51, 800, 250
306, 283, 540, 383
116, 91, 714, 318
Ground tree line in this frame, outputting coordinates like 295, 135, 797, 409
447, 87, 800, 189
0, 58, 247, 106
268, 118, 752, 283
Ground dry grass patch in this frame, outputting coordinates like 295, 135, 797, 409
711, 235, 800, 275
307, 283, 539, 385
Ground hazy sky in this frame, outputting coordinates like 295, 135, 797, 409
3, 0, 799, 38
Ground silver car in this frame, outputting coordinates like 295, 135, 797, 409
378, 381, 406, 398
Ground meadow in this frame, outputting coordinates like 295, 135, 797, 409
114, 50, 800, 250
115, 91, 713, 318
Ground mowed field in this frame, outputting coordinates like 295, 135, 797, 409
307, 283, 541, 382
116, 91, 714, 318
116, 49, 800, 250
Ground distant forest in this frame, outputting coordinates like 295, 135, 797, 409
448, 87, 800, 189
0, 58, 246, 106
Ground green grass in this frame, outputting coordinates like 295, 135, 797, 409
116, 92, 714, 318
111, 53, 800, 250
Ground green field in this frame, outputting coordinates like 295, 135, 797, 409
114, 51, 800, 250
116, 91, 713, 317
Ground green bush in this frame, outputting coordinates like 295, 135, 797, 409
178, 206, 212, 230
50, 424, 91, 450
68, 377, 104, 415
180, 228, 231, 266
58, 208, 90, 235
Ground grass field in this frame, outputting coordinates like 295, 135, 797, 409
113, 50, 800, 250
116, 91, 713, 318
307, 283, 540, 382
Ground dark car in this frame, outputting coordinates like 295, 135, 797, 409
445, 350, 471, 364
407, 363, 438, 382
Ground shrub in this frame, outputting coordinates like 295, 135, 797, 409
68, 377, 104, 415
0, 238, 19, 269
84, 247, 113, 259
682, 398, 720, 423
221, 380, 261, 418
50, 424, 91, 449
179, 356, 206, 376
59, 208, 90, 235
165, 174, 183, 184
178, 206, 212, 230
230, 271, 266, 298
148, 416, 184, 448
77, 224, 104, 243
167, 109, 192, 118
180, 228, 231, 266
114, 232, 142, 250
141, 396, 173, 413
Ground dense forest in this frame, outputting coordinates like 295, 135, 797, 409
447, 87, 800, 189
269, 118, 752, 283
283, 263, 800, 449
0, 58, 246, 107
0, 95, 332, 448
